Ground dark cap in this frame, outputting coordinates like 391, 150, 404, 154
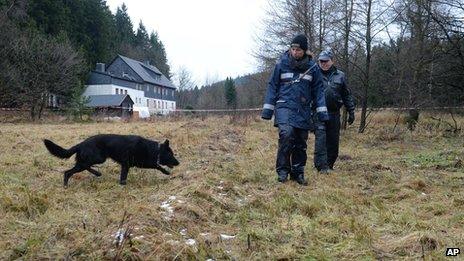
291, 34, 308, 51
318, 50, 334, 61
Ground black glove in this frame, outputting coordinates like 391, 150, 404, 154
261, 108, 273, 120
318, 111, 329, 122
348, 111, 355, 125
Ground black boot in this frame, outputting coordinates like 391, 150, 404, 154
294, 174, 308, 186
277, 175, 288, 183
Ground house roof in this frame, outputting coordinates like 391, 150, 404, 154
86, 95, 134, 107
118, 55, 175, 89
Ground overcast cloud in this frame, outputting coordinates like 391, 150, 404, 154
106, 0, 267, 86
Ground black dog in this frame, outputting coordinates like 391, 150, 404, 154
43, 134, 179, 187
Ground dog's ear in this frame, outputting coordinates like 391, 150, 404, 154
164, 139, 169, 146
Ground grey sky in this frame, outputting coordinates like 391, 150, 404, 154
106, 0, 267, 86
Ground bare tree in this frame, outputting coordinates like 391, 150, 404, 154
328, 0, 356, 129
3, 32, 83, 119
351, 0, 398, 132
254, 0, 332, 69
174, 66, 196, 109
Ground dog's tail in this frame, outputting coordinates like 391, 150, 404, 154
43, 139, 78, 159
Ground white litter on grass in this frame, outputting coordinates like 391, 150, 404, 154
206, 259, 215, 261
112, 229, 125, 245
185, 238, 197, 246
160, 202, 174, 213
200, 233, 209, 237
421, 192, 427, 196
180, 228, 187, 236
237, 198, 245, 206
218, 193, 227, 197
169, 195, 177, 201
134, 235, 145, 240
177, 200, 185, 204
167, 239, 179, 245
217, 186, 224, 190
220, 234, 236, 240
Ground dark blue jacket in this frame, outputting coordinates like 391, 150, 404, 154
262, 51, 329, 130
319, 66, 356, 113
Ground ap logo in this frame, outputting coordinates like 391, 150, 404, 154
446, 248, 460, 257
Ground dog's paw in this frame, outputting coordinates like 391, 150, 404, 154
119, 180, 127, 185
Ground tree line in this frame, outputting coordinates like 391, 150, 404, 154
177, 0, 464, 133
0, 0, 170, 119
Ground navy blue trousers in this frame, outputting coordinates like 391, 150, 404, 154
313, 113, 340, 170
276, 124, 309, 179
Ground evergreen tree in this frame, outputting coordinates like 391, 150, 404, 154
27, 0, 116, 66
149, 31, 171, 78
114, 3, 134, 46
135, 20, 150, 50
224, 77, 237, 109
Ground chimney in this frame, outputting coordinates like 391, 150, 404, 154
96, 63, 105, 72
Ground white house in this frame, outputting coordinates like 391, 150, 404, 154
85, 55, 176, 117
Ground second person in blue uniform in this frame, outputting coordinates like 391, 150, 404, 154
261, 34, 329, 186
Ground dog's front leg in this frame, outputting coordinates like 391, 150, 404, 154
119, 165, 129, 185
156, 165, 170, 175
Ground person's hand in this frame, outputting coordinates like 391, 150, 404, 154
261, 109, 273, 120
348, 111, 355, 125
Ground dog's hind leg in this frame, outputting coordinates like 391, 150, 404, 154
87, 167, 102, 177
64, 164, 86, 187
119, 165, 129, 185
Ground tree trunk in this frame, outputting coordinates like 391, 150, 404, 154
341, 107, 348, 129
358, 0, 372, 133
341, 0, 353, 130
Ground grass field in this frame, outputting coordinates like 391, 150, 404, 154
0, 112, 463, 260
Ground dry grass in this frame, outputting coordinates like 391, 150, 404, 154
0, 112, 463, 260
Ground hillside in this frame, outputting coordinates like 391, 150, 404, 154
0, 112, 463, 259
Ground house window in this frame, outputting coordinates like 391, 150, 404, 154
125, 90, 128, 95
115, 88, 119, 94
158, 101, 160, 108
147, 99, 149, 107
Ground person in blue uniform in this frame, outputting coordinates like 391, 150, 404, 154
313, 50, 356, 172
261, 34, 329, 186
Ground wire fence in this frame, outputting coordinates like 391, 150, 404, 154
1, 106, 464, 116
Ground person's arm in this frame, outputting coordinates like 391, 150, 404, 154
261, 64, 280, 120
311, 65, 329, 122
340, 74, 356, 124
341, 74, 355, 112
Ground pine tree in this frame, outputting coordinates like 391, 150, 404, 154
135, 20, 150, 50
149, 31, 171, 78
224, 77, 237, 109
114, 3, 134, 46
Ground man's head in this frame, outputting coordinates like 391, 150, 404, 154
318, 50, 334, 71
290, 34, 308, 60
